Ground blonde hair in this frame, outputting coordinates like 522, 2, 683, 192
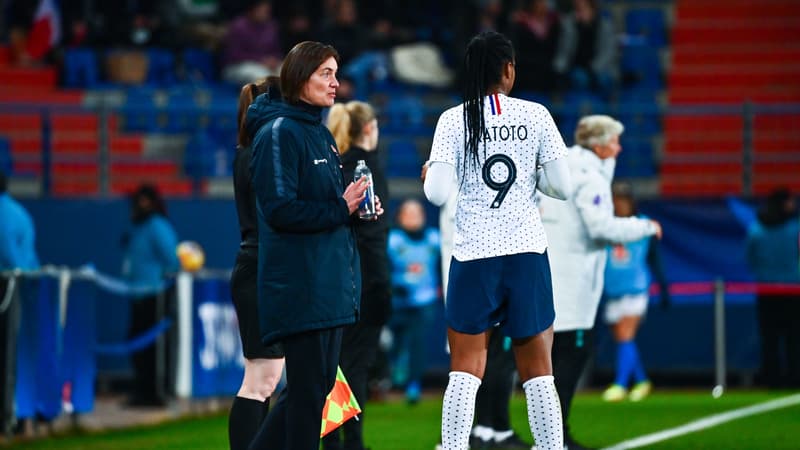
326, 101, 376, 154
574, 115, 624, 149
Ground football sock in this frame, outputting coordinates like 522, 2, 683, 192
523, 375, 563, 450
442, 371, 481, 450
228, 396, 265, 450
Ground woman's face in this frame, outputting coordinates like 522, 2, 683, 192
594, 134, 621, 160
363, 118, 379, 150
300, 57, 340, 107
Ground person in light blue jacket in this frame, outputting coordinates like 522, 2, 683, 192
601, 182, 669, 403
746, 187, 800, 388
0, 172, 39, 271
387, 198, 440, 404
121, 184, 179, 407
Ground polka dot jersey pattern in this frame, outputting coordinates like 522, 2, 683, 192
428, 94, 567, 262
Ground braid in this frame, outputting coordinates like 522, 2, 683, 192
461, 31, 515, 177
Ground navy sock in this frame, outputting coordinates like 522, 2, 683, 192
229, 396, 265, 450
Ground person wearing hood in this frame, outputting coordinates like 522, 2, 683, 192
746, 188, 800, 388
121, 183, 180, 407
246, 41, 382, 450
537, 115, 661, 450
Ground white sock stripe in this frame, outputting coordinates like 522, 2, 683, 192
449, 371, 482, 384
522, 374, 554, 389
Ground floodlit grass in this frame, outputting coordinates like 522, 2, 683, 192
7, 390, 799, 449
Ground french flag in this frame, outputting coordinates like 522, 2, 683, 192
26, 0, 61, 59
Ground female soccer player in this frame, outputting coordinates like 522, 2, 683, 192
423, 30, 573, 450
227, 78, 285, 450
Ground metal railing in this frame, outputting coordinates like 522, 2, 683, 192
2, 100, 799, 197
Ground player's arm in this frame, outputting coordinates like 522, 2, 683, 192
536, 157, 573, 200
576, 178, 660, 243
424, 162, 455, 207
424, 109, 459, 207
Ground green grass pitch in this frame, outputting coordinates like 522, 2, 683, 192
8, 390, 799, 449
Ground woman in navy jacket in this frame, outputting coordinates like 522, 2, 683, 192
247, 41, 375, 450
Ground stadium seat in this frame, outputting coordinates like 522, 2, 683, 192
620, 44, 664, 89
121, 87, 159, 132
625, 8, 668, 47
166, 87, 201, 133
146, 48, 177, 87
386, 140, 422, 178
181, 48, 216, 85
617, 136, 656, 178
0, 137, 11, 174
63, 48, 99, 89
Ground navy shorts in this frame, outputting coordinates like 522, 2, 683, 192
445, 251, 555, 339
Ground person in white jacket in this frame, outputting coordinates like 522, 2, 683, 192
537, 115, 662, 450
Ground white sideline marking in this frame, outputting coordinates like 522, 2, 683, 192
601, 393, 800, 450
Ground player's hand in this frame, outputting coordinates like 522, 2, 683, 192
420, 161, 429, 182
650, 220, 663, 239
343, 176, 369, 214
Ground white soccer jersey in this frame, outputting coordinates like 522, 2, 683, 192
428, 93, 567, 261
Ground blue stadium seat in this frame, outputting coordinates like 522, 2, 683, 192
165, 87, 201, 133
0, 137, 12, 174
63, 48, 99, 88
616, 136, 656, 178
625, 8, 668, 47
121, 87, 159, 132
181, 48, 216, 85
184, 130, 221, 179
386, 140, 422, 178
621, 44, 664, 89
146, 48, 177, 87
616, 102, 662, 135
382, 96, 426, 134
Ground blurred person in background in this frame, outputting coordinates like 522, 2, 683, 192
424, 30, 573, 450
746, 187, 800, 389
538, 115, 661, 450
0, 171, 39, 273
221, 0, 283, 86
227, 78, 286, 450
0, 170, 40, 434
508, 0, 562, 93
324, 100, 391, 450
121, 184, 180, 407
599, 182, 669, 403
246, 41, 378, 449
386, 198, 440, 405
553, 0, 618, 94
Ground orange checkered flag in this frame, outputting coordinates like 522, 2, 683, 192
320, 366, 362, 437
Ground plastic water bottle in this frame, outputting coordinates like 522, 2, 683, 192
354, 159, 376, 220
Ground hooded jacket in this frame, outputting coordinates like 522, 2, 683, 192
538, 145, 656, 332
247, 94, 361, 345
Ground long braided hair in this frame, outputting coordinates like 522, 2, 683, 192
462, 31, 515, 174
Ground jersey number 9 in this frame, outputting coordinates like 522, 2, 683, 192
482, 154, 517, 208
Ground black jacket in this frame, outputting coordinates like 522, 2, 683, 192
247, 95, 361, 345
341, 146, 392, 326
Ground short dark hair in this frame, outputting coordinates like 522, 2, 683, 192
280, 41, 339, 105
